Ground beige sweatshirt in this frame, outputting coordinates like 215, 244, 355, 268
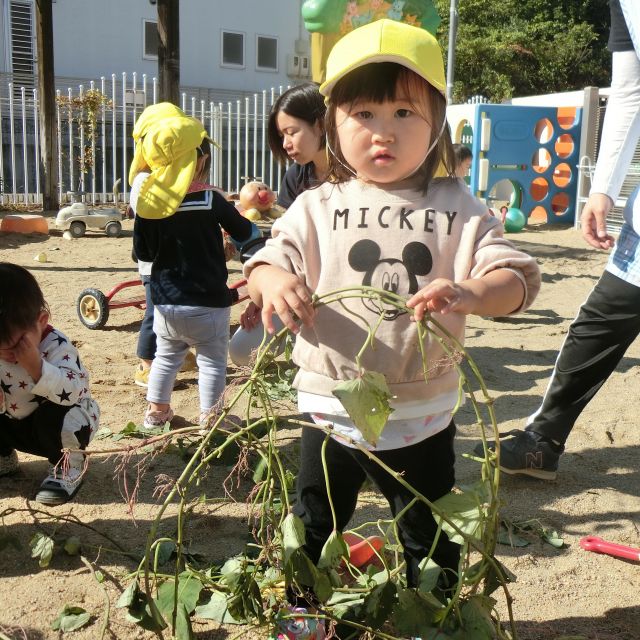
244, 178, 541, 404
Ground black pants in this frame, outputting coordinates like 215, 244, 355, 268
293, 421, 460, 587
0, 401, 90, 465
136, 274, 157, 361
527, 270, 640, 444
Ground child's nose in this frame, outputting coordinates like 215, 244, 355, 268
371, 123, 394, 143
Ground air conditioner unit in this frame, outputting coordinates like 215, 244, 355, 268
287, 54, 300, 76
299, 55, 310, 77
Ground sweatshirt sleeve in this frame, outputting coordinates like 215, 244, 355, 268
469, 214, 541, 314
31, 331, 91, 406
243, 201, 310, 281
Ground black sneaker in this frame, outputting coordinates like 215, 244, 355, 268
473, 429, 563, 480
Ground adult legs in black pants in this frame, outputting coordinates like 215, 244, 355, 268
476, 270, 640, 479
293, 421, 460, 588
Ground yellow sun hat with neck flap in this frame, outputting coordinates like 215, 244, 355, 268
319, 18, 446, 99
128, 102, 212, 219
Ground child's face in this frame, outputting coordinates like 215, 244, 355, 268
335, 88, 432, 184
0, 311, 48, 364
276, 111, 324, 166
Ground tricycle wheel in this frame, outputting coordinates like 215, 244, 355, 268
105, 221, 122, 237
69, 221, 86, 238
76, 288, 109, 329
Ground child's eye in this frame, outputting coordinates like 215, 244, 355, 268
396, 108, 413, 118
354, 110, 373, 120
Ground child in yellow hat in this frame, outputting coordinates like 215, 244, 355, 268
244, 19, 541, 592
131, 103, 259, 428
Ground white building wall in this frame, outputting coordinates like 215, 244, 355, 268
2, 0, 309, 92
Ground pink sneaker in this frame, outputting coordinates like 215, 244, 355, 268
143, 405, 174, 429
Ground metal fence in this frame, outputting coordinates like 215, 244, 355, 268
0, 72, 289, 206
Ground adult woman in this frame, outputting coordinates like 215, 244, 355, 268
229, 83, 327, 365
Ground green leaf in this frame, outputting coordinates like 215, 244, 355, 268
497, 526, 530, 548
51, 605, 90, 631
174, 602, 194, 640
363, 579, 396, 629
251, 454, 267, 484
281, 513, 306, 565
94, 570, 105, 583
63, 536, 81, 556
459, 595, 496, 639
116, 581, 138, 609
317, 530, 349, 570
332, 371, 393, 446
432, 489, 485, 545
194, 591, 245, 624
156, 573, 203, 617
30, 532, 55, 568
542, 529, 565, 548
313, 571, 333, 603
117, 580, 167, 632
220, 557, 245, 590
417, 557, 441, 594
288, 549, 319, 588
93, 426, 112, 440
155, 540, 176, 566
392, 587, 443, 636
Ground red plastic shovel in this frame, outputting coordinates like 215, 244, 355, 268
579, 536, 640, 561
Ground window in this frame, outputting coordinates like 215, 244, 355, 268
9, 0, 35, 83
143, 19, 158, 59
256, 35, 278, 72
222, 31, 244, 68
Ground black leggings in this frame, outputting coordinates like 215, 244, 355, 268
293, 421, 460, 587
0, 401, 90, 465
528, 270, 640, 444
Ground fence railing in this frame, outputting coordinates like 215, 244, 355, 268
0, 72, 289, 206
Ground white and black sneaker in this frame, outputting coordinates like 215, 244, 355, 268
35, 463, 84, 505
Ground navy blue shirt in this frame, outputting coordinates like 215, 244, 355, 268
133, 189, 253, 307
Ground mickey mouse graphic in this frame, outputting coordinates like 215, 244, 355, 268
348, 239, 433, 320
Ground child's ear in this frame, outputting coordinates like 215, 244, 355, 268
38, 310, 49, 330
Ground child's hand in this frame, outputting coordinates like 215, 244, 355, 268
11, 330, 43, 381
240, 301, 262, 330
248, 264, 315, 334
406, 278, 474, 322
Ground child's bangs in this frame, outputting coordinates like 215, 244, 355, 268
332, 62, 432, 117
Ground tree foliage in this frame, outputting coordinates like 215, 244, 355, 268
435, 0, 611, 103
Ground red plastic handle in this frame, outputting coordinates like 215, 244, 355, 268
580, 536, 640, 561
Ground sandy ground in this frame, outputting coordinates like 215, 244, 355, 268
0, 213, 639, 640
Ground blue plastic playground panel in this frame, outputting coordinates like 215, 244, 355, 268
468, 104, 582, 224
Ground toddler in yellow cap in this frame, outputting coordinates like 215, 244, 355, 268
244, 18, 541, 602
131, 103, 260, 428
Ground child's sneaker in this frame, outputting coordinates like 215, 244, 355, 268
0, 450, 19, 476
134, 363, 150, 388
143, 405, 174, 429
35, 463, 83, 505
473, 429, 563, 480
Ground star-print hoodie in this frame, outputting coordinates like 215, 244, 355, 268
0, 325, 99, 431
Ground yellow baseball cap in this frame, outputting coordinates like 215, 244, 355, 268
319, 19, 445, 99
129, 102, 212, 219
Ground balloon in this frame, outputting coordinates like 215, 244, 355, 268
504, 207, 527, 233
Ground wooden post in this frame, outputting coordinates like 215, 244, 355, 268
157, 0, 180, 106
35, 0, 59, 211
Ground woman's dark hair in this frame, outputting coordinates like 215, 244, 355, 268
268, 83, 327, 165
0, 263, 49, 339
452, 143, 472, 166
196, 137, 212, 178
325, 62, 455, 190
